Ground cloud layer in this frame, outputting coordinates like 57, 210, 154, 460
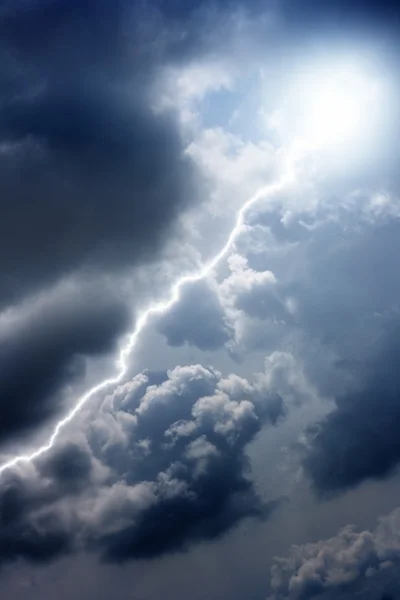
0, 2, 399, 599
0, 0, 205, 306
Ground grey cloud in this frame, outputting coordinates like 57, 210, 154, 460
291, 219, 400, 360
236, 196, 400, 494
267, 507, 400, 600
0, 0, 211, 452
0, 470, 72, 568
156, 255, 291, 356
157, 280, 234, 351
0, 361, 284, 568
0, 90, 198, 305
87, 363, 284, 561
303, 321, 400, 494
220, 254, 290, 324
40, 443, 94, 495
288, 218, 400, 494
0, 0, 209, 306
0, 284, 129, 447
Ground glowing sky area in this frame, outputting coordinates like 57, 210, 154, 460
296, 66, 383, 147
0, 2, 399, 600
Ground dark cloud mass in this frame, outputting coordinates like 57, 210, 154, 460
0, 286, 129, 445
303, 323, 400, 494
0, 0, 210, 448
0, 0, 203, 305
287, 219, 400, 494
0, 364, 283, 567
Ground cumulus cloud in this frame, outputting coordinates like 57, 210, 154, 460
267, 507, 400, 600
219, 254, 292, 355
156, 252, 291, 356
220, 254, 280, 319
154, 135, 400, 505
0, 361, 285, 567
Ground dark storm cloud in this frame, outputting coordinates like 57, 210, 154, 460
0, 470, 72, 567
280, 0, 400, 60
0, 0, 209, 305
0, 363, 284, 567
231, 193, 400, 494
0, 439, 102, 567
157, 281, 234, 351
284, 218, 400, 494
40, 442, 94, 495
303, 321, 400, 494
0, 285, 129, 446
0, 0, 236, 448
284, 0, 400, 30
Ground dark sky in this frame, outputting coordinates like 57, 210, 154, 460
0, 1, 399, 599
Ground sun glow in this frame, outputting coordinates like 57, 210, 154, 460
304, 67, 381, 147
269, 58, 385, 155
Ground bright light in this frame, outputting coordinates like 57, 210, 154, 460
304, 67, 381, 147
269, 61, 384, 152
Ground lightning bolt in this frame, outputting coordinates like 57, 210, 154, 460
0, 146, 301, 476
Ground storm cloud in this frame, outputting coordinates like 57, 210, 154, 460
303, 320, 400, 494
0, 0, 204, 305
267, 507, 400, 600
218, 192, 400, 495
0, 1, 399, 598
0, 283, 129, 446
0, 363, 284, 567
286, 218, 400, 494
0, 0, 214, 448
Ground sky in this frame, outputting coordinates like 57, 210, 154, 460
0, 0, 399, 598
